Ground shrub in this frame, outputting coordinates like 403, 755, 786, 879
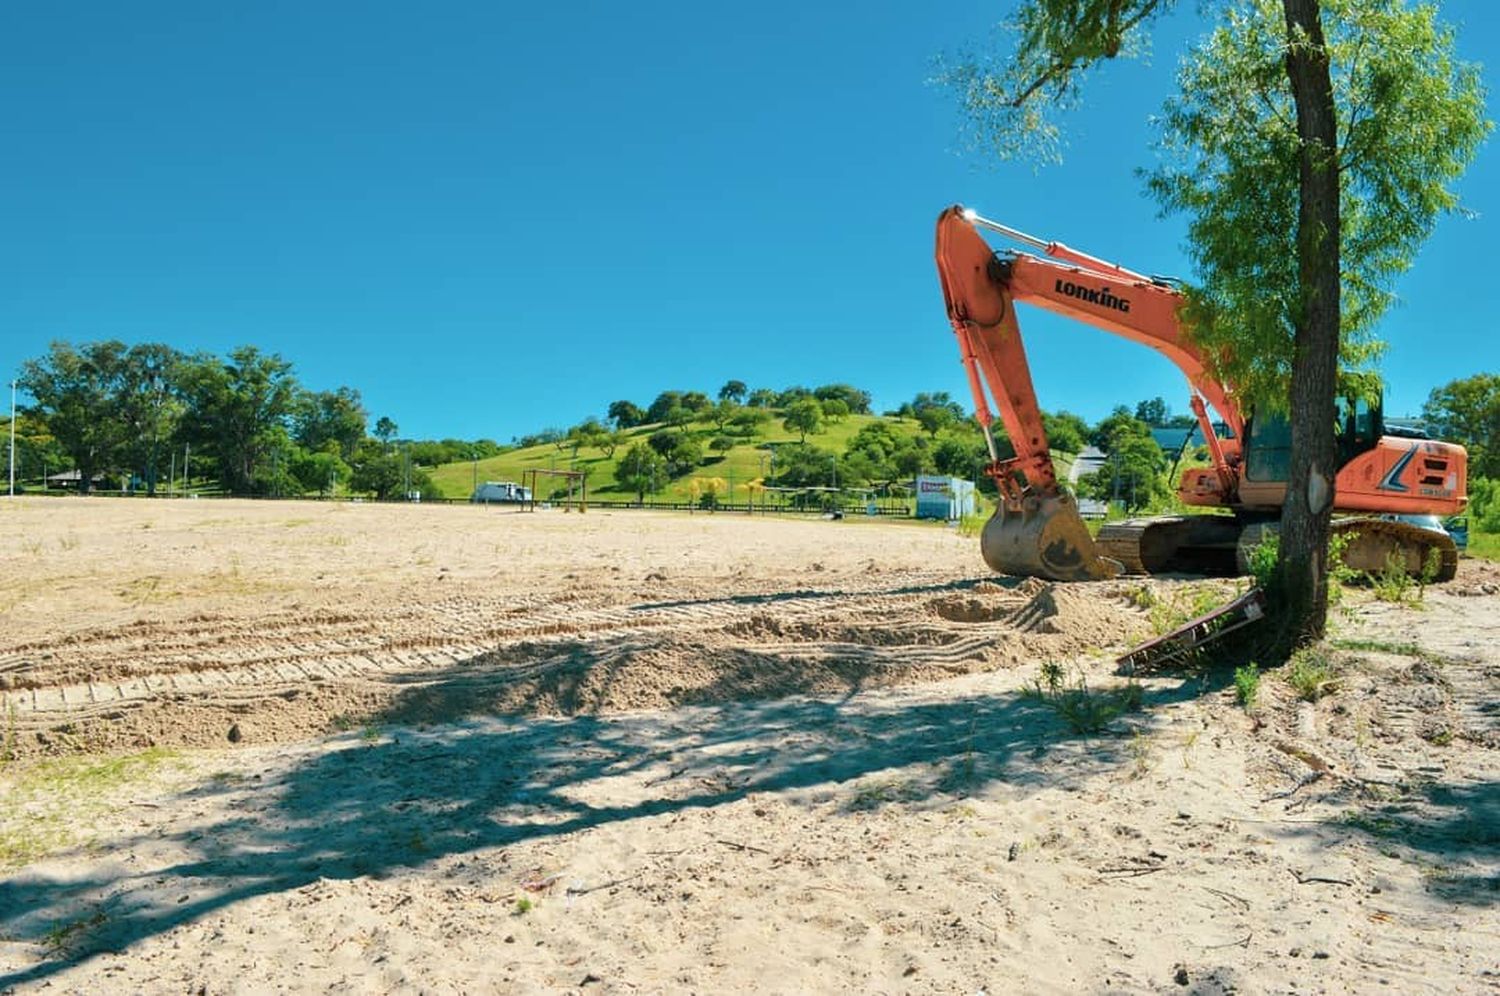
1285, 647, 1336, 702
1233, 662, 1260, 710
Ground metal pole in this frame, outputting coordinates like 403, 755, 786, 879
8, 379, 15, 497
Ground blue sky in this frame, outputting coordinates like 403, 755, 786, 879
2, 1, 1496, 442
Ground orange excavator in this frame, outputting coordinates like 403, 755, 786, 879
934, 205, 1466, 583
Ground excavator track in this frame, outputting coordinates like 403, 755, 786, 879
1096, 515, 1244, 576
1331, 517, 1459, 583
1096, 513, 1458, 582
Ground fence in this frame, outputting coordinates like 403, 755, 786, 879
9, 488, 917, 517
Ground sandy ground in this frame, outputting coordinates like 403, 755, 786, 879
0, 497, 1497, 993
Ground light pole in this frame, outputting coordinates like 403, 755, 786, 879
8, 379, 16, 498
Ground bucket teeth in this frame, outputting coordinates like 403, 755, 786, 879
979, 494, 1119, 582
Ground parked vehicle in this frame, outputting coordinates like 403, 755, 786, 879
471, 480, 531, 503
1444, 515, 1470, 553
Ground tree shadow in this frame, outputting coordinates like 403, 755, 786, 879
1303, 776, 1500, 907
0, 649, 1205, 987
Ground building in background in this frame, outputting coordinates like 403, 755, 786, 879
914, 475, 976, 521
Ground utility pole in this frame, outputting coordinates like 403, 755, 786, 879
8, 379, 16, 498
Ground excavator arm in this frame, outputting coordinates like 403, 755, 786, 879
935, 205, 1246, 580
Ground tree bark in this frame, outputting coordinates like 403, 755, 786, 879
1275, 0, 1340, 649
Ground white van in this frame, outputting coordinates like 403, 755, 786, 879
471, 481, 531, 503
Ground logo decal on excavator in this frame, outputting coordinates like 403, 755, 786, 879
1055, 279, 1130, 313
1378, 444, 1418, 492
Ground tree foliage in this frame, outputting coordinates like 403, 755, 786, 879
1146, 0, 1489, 413
1424, 373, 1499, 479
616, 442, 666, 501
782, 398, 824, 443
19, 340, 131, 493
607, 400, 645, 429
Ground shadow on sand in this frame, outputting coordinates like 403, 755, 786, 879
0, 636, 1200, 988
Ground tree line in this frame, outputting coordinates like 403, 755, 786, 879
11, 341, 502, 499
10, 343, 1493, 517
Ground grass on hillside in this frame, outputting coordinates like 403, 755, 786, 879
429, 413, 1060, 506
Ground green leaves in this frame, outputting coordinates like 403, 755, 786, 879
1146, 0, 1489, 411
935, 0, 1172, 163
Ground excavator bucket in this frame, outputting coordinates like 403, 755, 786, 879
980, 492, 1121, 582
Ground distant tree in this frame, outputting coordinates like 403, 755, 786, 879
814, 383, 873, 415
782, 398, 824, 443
177, 346, 301, 494
1090, 406, 1141, 452
19, 340, 131, 494
910, 391, 967, 420
3, 411, 67, 489
599, 428, 626, 459
514, 427, 563, 448
118, 342, 185, 494
1423, 374, 1499, 478
646, 430, 703, 476
646, 391, 684, 424
709, 398, 741, 432
776, 385, 814, 407
373, 416, 399, 444
731, 407, 771, 438
718, 380, 748, 403
680, 391, 712, 413
916, 406, 954, 438
709, 435, 736, 457
747, 388, 778, 408
297, 386, 367, 461
1134, 397, 1169, 426
771, 442, 837, 487
1076, 433, 1168, 513
470, 438, 504, 459
664, 405, 693, 429
820, 398, 850, 423
349, 440, 430, 499
1041, 410, 1088, 454
607, 400, 645, 429
290, 448, 351, 496
616, 443, 666, 501
933, 434, 986, 479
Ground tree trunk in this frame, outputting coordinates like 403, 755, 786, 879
1275, 0, 1340, 651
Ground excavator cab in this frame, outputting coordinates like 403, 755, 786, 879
1243, 394, 1384, 485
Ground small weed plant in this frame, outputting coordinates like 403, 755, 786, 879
1025, 663, 1142, 734
1372, 551, 1413, 603
1233, 662, 1260, 711
1247, 532, 1278, 589
1285, 647, 1337, 702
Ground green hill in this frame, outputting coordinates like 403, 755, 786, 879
428, 409, 1077, 507
428, 412, 901, 504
